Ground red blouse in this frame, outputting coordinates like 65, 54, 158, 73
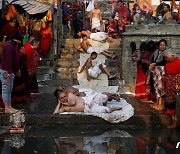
165, 58, 180, 75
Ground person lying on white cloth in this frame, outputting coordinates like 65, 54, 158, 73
53, 89, 122, 114
78, 52, 116, 81
77, 30, 113, 43
55, 86, 120, 102
77, 35, 116, 59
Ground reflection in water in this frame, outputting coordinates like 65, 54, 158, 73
9, 134, 25, 149
0, 129, 180, 154
54, 130, 133, 154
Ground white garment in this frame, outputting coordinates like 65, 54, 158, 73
80, 88, 109, 113
61, 88, 135, 123
86, 46, 104, 54
92, 18, 101, 31
88, 61, 106, 78
90, 32, 107, 41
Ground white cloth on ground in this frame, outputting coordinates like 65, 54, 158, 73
88, 61, 106, 78
90, 32, 107, 41
80, 88, 110, 113
60, 89, 134, 123
92, 18, 101, 31
86, 46, 104, 54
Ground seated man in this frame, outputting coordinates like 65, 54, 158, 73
77, 35, 116, 59
53, 90, 122, 114
77, 30, 113, 43
78, 52, 116, 81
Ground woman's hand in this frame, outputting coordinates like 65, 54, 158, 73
142, 59, 149, 64
149, 63, 156, 70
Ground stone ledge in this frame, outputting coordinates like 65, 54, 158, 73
0, 114, 171, 128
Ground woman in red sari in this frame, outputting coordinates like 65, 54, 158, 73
118, 2, 129, 33
24, 37, 40, 95
39, 20, 52, 56
133, 42, 150, 99
164, 52, 180, 129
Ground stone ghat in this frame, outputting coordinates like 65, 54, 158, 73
0, 93, 171, 129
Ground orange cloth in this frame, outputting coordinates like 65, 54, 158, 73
47, 9, 53, 21
5, 5, 17, 21
41, 26, 52, 36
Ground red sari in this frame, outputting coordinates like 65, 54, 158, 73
135, 64, 149, 99
135, 51, 150, 99
39, 25, 52, 55
24, 42, 39, 93
165, 58, 180, 115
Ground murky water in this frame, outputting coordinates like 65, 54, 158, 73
0, 127, 180, 154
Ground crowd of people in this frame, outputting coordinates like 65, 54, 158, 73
131, 39, 180, 129
0, 3, 54, 113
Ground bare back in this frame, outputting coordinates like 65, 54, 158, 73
81, 39, 90, 51
86, 58, 93, 69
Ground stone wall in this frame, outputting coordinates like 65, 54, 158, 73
121, 24, 180, 94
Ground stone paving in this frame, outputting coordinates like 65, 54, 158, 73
0, 88, 171, 128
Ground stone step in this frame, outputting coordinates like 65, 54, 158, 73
38, 59, 52, 67
37, 73, 53, 82
0, 112, 171, 128
0, 93, 171, 128
55, 59, 79, 68
54, 67, 78, 75
37, 66, 55, 75
52, 72, 77, 80
61, 48, 77, 54
60, 52, 79, 60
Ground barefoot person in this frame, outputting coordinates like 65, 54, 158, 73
0, 32, 22, 114
164, 52, 180, 129
149, 39, 168, 111
78, 35, 116, 59
53, 90, 122, 114
78, 52, 116, 81
90, 2, 102, 31
77, 30, 113, 43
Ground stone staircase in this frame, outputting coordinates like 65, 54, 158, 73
36, 38, 129, 94
36, 39, 81, 93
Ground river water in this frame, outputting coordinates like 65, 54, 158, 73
0, 126, 180, 154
